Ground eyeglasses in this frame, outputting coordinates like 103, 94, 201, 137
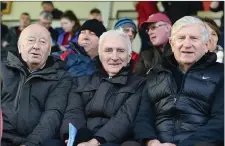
146, 24, 167, 32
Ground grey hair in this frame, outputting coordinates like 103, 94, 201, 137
98, 29, 132, 56
170, 16, 210, 43
39, 10, 53, 21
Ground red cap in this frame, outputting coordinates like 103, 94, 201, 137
140, 12, 172, 29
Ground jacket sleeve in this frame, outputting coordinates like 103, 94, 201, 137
60, 82, 86, 140
94, 81, 145, 143
178, 77, 224, 146
22, 74, 72, 146
134, 53, 146, 76
133, 83, 157, 143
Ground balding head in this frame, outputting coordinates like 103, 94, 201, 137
18, 24, 52, 71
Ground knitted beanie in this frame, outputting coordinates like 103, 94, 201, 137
80, 19, 106, 38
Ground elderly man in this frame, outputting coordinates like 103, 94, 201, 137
134, 12, 172, 76
1, 24, 72, 146
60, 30, 145, 146
38, 10, 58, 44
134, 16, 224, 146
60, 19, 106, 77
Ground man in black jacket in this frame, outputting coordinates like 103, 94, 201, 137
41, 1, 63, 20
134, 13, 172, 76
1, 24, 72, 146
134, 16, 224, 146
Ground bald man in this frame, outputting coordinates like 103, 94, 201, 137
1, 24, 72, 146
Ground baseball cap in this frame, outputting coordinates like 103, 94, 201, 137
141, 12, 172, 29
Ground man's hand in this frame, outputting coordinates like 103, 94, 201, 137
77, 138, 100, 146
147, 139, 176, 146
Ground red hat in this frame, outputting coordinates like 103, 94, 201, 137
140, 12, 172, 29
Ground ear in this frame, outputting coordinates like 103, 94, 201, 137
204, 40, 210, 53
169, 38, 175, 53
128, 53, 132, 63
17, 40, 22, 54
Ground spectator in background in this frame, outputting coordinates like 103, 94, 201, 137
60, 30, 145, 146
210, 1, 224, 48
41, 1, 63, 19
60, 19, 106, 77
114, 17, 139, 70
38, 10, 59, 52
1, 24, 72, 146
2, 12, 31, 56
1, 2, 8, 40
133, 1, 158, 51
134, 16, 224, 146
53, 10, 81, 59
202, 17, 224, 63
161, 1, 203, 24
88, 8, 102, 23
134, 13, 172, 76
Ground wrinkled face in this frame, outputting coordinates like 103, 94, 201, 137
99, 35, 130, 77
60, 18, 75, 33
20, 14, 31, 28
122, 27, 136, 42
88, 13, 102, 22
205, 23, 219, 52
170, 24, 208, 67
147, 21, 170, 47
39, 18, 52, 29
18, 25, 51, 69
78, 30, 99, 58
42, 3, 53, 12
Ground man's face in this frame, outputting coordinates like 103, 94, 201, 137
88, 13, 102, 22
39, 17, 52, 29
170, 24, 208, 67
205, 23, 218, 52
99, 35, 130, 77
20, 14, 30, 28
122, 27, 135, 42
42, 3, 53, 12
18, 25, 51, 69
147, 21, 170, 47
60, 18, 74, 33
78, 30, 99, 58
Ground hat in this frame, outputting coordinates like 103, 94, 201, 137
114, 17, 137, 31
80, 19, 106, 38
141, 13, 172, 29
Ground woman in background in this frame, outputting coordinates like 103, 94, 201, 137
53, 10, 81, 60
202, 17, 224, 63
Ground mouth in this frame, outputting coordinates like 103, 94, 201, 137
181, 51, 194, 54
109, 63, 121, 67
30, 52, 41, 57
150, 36, 156, 40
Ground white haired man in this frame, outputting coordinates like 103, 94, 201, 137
134, 16, 224, 146
60, 30, 145, 146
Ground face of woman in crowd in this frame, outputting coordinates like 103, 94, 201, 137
60, 18, 75, 33
205, 23, 219, 52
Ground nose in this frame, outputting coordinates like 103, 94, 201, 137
183, 37, 192, 48
111, 51, 119, 60
33, 41, 40, 50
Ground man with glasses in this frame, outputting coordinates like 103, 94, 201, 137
134, 12, 172, 76
114, 17, 140, 70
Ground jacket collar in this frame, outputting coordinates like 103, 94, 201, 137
162, 51, 217, 73
6, 52, 64, 77
95, 57, 133, 85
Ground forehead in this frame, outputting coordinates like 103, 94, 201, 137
174, 24, 202, 36
22, 27, 50, 40
20, 14, 29, 19
148, 21, 164, 27
102, 35, 127, 49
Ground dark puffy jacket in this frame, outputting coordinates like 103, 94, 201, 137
134, 52, 224, 146
1, 52, 72, 146
60, 62, 145, 144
